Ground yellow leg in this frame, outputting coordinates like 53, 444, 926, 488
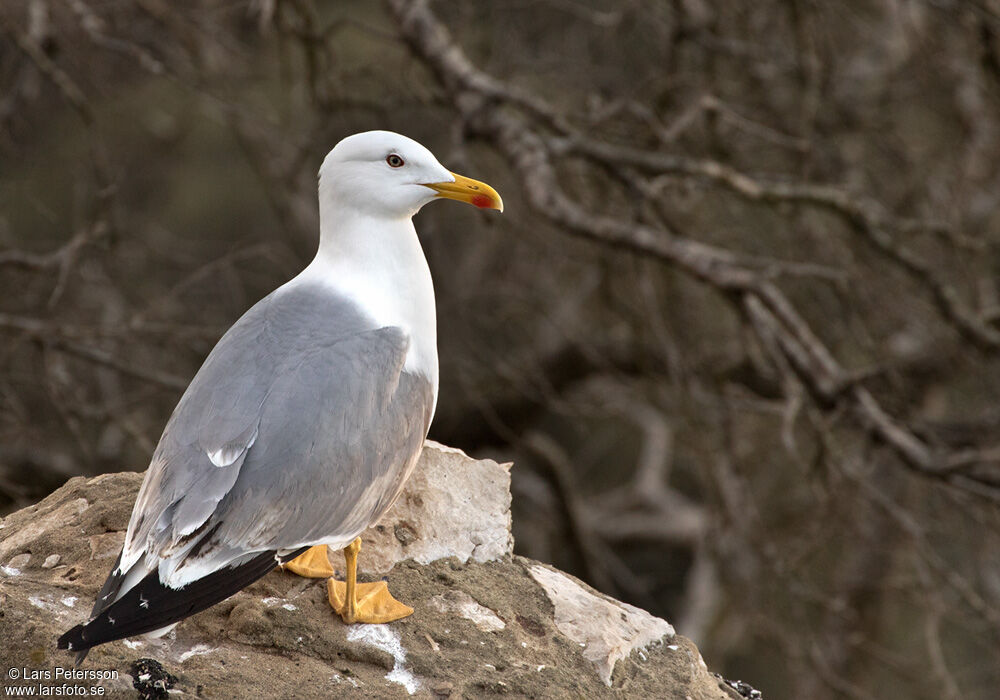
282, 545, 334, 578
327, 537, 413, 624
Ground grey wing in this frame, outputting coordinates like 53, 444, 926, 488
163, 331, 433, 585
118, 291, 282, 576
118, 283, 434, 587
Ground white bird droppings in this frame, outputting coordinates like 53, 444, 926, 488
346, 624, 420, 695
178, 644, 213, 663
282, 603, 297, 611
330, 673, 361, 688
60, 596, 78, 608
429, 590, 506, 632
1, 566, 21, 577
123, 640, 143, 649
7, 553, 30, 569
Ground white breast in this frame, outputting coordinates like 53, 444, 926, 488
296, 211, 439, 403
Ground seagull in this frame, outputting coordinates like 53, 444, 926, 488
58, 131, 503, 662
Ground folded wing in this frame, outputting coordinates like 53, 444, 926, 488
61, 281, 434, 658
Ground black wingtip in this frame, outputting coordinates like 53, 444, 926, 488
57, 627, 76, 649
56, 625, 92, 666
57, 550, 123, 664
56, 547, 306, 659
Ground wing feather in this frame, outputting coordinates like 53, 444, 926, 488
116, 281, 433, 590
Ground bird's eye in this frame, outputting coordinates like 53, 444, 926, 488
386, 154, 405, 168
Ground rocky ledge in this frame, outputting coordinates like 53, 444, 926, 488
0, 441, 746, 699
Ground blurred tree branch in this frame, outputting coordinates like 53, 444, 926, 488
387, 0, 1000, 499
3, 2, 1000, 697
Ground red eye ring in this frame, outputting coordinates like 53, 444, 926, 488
386, 154, 405, 168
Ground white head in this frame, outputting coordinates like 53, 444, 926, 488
318, 130, 503, 219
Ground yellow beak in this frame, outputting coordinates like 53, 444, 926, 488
423, 172, 503, 212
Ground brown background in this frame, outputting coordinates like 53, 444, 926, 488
3, 2, 1000, 698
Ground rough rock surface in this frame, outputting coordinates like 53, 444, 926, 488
0, 442, 742, 699
349, 442, 513, 575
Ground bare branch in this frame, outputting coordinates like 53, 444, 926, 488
387, 0, 1000, 497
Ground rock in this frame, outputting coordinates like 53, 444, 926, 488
429, 589, 506, 632
355, 441, 514, 575
128, 658, 177, 700
528, 563, 676, 686
6, 552, 30, 571
0, 442, 743, 699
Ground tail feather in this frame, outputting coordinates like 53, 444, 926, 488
59, 547, 307, 661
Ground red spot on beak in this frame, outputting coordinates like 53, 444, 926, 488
471, 194, 494, 209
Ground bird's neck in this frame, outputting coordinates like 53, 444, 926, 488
302, 208, 439, 392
